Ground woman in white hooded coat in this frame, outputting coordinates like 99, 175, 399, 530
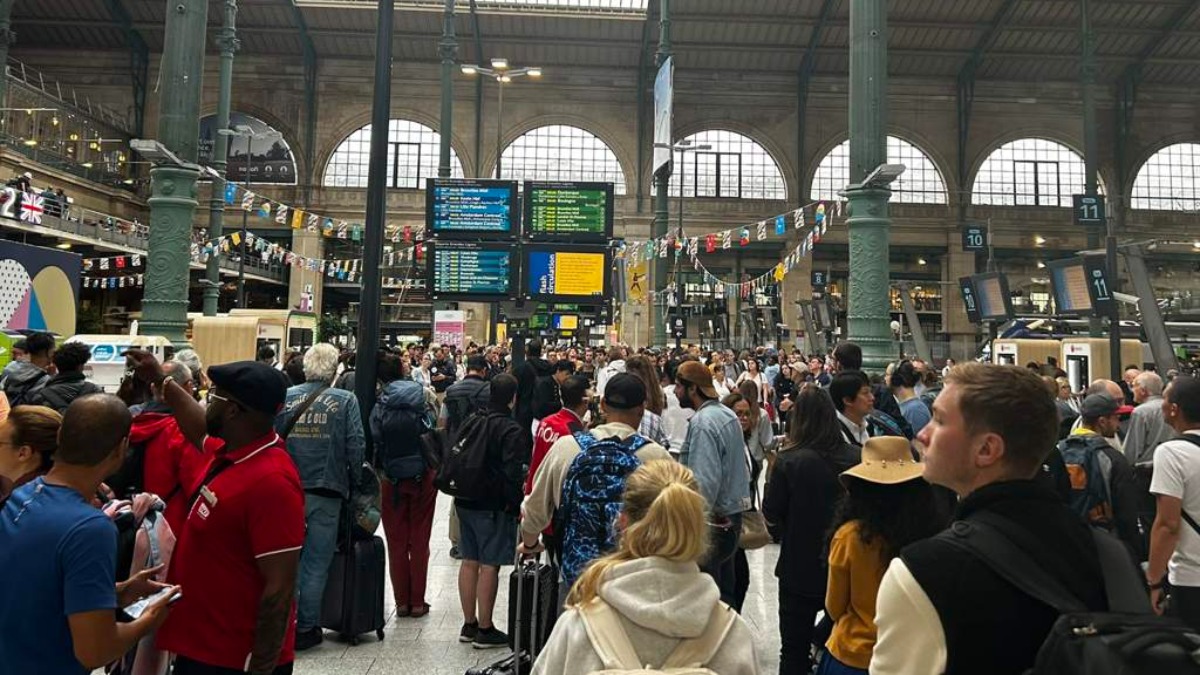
531, 460, 759, 675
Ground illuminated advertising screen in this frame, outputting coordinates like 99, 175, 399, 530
523, 245, 611, 303
972, 272, 1014, 322
522, 182, 614, 241
425, 179, 518, 239
426, 241, 516, 300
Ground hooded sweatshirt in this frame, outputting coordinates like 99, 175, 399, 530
532, 557, 759, 675
128, 405, 204, 531
0, 361, 50, 406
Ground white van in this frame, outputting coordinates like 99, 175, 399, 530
64, 334, 173, 393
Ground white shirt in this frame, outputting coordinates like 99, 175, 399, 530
871, 558, 947, 675
596, 360, 626, 400
660, 385, 693, 454
1150, 430, 1200, 586
837, 410, 869, 446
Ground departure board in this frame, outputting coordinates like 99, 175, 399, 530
1049, 260, 1092, 315
523, 245, 610, 301
427, 242, 515, 300
973, 273, 1013, 321
426, 179, 518, 238
523, 182, 614, 241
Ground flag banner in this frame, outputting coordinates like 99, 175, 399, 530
291, 209, 304, 230
721, 231, 731, 249
739, 227, 750, 246
275, 204, 289, 225
241, 191, 256, 211
757, 221, 766, 241
224, 183, 237, 205
775, 215, 786, 235
258, 201, 271, 218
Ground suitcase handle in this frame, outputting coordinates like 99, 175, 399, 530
514, 541, 544, 665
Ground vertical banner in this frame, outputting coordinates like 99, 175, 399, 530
652, 56, 674, 175
433, 310, 466, 349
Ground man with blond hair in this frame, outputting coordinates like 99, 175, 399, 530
274, 343, 365, 650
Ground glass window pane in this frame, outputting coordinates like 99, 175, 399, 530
324, 120, 464, 189
1131, 143, 1200, 211
810, 136, 947, 204
972, 138, 1101, 207
496, 124, 627, 195
664, 130, 787, 200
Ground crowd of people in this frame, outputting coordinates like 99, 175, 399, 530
1, 330, 1199, 675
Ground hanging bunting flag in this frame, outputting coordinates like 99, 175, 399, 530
835, 201, 843, 217
415, 245, 425, 262
721, 230, 731, 249
291, 209, 304, 230
306, 214, 319, 231
130, 255, 142, 267
258, 201, 271, 218
337, 222, 349, 239
815, 203, 826, 225
351, 224, 363, 242
275, 204, 289, 225
224, 183, 237, 205
230, 231, 242, 246
99, 258, 110, 271
793, 208, 804, 230
774, 264, 785, 282
322, 218, 334, 236
739, 227, 750, 246
775, 215, 786, 236
756, 221, 766, 241
115, 256, 126, 269
241, 191, 256, 211
658, 240, 668, 258
705, 234, 716, 253
403, 225, 412, 243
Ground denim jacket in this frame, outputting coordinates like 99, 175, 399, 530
678, 399, 751, 518
275, 381, 365, 498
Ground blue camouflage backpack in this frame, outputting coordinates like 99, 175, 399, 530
556, 432, 648, 586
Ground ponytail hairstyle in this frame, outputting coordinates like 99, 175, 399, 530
6, 405, 63, 473
567, 460, 710, 607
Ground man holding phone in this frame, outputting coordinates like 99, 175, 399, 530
0, 393, 180, 674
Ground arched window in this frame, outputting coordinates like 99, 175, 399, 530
496, 124, 627, 194
200, 112, 296, 185
971, 138, 1103, 207
665, 130, 787, 200
1131, 143, 1200, 211
810, 136, 947, 204
324, 120, 464, 189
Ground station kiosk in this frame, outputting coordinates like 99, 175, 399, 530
1061, 338, 1144, 393
993, 339, 1061, 367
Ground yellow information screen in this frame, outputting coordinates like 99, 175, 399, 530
526, 249, 608, 299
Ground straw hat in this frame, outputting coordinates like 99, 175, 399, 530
840, 437, 925, 486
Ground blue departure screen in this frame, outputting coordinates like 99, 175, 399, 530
432, 245, 513, 296
429, 180, 515, 235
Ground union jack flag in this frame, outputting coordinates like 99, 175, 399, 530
20, 192, 44, 224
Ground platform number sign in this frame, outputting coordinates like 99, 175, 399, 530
811, 270, 827, 289
1073, 195, 1106, 226
959, 276, 982, 324
1081, 255, 1115, 315
962, 224, 987, 252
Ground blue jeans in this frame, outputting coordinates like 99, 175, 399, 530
296, 492, 342, 632
817, 651, 868, 675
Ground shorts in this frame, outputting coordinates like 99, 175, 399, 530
457, 506, 517, 567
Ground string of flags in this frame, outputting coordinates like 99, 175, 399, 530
82, 273, 144, 289
225, 181, 428, 245
621, 199, 842, 300
82, 254, 144, 272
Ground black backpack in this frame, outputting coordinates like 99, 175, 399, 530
371, 396, 431, 483
943, 510, 1200, 674
434, 412, 496, 501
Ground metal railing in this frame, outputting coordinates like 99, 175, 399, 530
5, 58, 133, 134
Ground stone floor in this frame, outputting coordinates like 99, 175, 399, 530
295, 493, 783, 675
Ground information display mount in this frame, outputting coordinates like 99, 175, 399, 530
425, 241, 517, 301
522, 244, 612, 304
425, 178, 519, 239
1046, 256, 1115, 317
522, 181, 614, 242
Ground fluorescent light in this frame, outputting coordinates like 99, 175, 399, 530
500, 75, 513, 83
1034, 235, 1046, 246
461, 65, 478, 75
82, 162, 94, 168
1193, 241, 1200, 250
527, 68, 542, 78
1037, 261, 1046, 269
491, 58, 509, 70
917, 257, 927, 266
56, 242, 71, 249
23, 139, 37, 147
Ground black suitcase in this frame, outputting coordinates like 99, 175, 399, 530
320, 534, 386, 645
507, 555, 559, 656
465, 651, 531, 675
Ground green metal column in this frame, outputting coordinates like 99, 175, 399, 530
0, 0, 15, 117
141, 0, 209, 344
1081, 0, 1103, 339
438, 0, 457, 178
651, 0, 671, 348
843, 0, 893, 371
204, 0, 239, 317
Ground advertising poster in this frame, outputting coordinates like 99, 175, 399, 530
653, 56, 674, 175
433, 310, 466, 349
626, 259, 648, 304
527, 250, 606, 299
199, 112, 297, 184
0, 239, 81, 336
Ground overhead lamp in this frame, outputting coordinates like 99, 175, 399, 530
527, 68, 542, 78
917, 257, 927, 266
1034, 235, 1046, 246
82, 162, 94, 168
69, 133, 79, 141
56, 242, 72, 250
500, 75, 513, 83
1036, 261, 1046, 269
491, 57, 509, 70
51, 117, 59, 126
25, 109, 32, 115
461, 64, 478, 75
23, 139, 37, 147
1193, 241, 1200, 250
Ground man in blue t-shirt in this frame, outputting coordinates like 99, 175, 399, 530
0, 393, 179, 674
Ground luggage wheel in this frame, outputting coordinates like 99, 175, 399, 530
376, 628, 385, 640
347, 634, 360, 646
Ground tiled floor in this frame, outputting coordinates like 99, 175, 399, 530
296, 494, 783, 675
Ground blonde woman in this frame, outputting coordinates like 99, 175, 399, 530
532, 461, 759, 674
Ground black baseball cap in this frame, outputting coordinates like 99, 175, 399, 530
603, 373, 646, 410
207, 361, 289, 416
1081, 394, 1120, 419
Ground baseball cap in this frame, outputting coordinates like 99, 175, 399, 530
602, 373, 646, 410
676, 361, 719, 399
207, 361, 289, 416
1080, 394, 1120, 419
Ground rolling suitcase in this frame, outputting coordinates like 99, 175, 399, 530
468, 552, 556, 675
320, 534, 387, 645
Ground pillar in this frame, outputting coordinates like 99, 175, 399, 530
780, 245, 813, 351
204, 0, 239, 316
288, 228, 324, 317
651, 0, 672, 348
843, 0, 893, 372
0, 0, 14, 115
438, 0, 457, 178
943, 233, 978, 363
141, 0, 209, 344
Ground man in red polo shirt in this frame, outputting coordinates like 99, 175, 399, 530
126, 352, 304, 675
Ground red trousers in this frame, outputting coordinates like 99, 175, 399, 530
381, 469, 437, 608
